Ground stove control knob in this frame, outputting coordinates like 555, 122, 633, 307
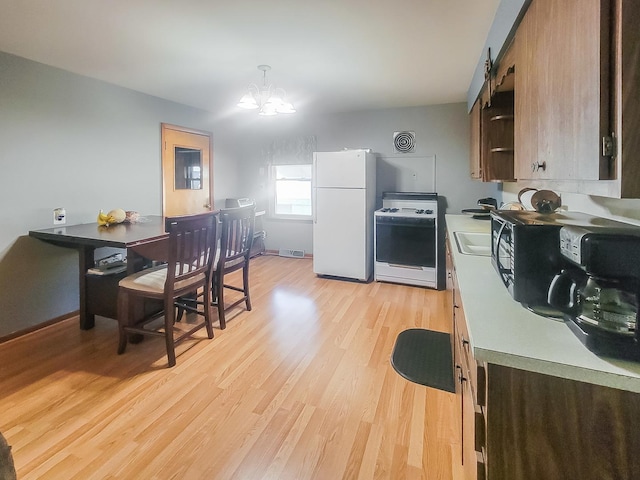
416, 209, 424, 214
425, 209, 433, 214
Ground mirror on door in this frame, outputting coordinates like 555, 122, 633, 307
174, 147, 202, 190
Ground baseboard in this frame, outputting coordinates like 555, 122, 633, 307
0, 310, 79, 345
265, 249, 313, 259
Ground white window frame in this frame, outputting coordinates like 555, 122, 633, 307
269, 164, 313, 220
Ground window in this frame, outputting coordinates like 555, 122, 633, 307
271, 164, 312, 219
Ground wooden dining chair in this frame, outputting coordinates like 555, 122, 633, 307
116, 211, 218, 367
212, 203, 256, 329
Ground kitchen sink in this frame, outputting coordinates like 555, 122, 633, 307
453, 231, 492, 256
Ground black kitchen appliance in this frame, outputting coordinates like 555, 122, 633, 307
548, 225, 640, 360
489, 210, 639, 314
490, 210, 568, 310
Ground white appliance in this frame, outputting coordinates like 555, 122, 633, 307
313, 150, 377, 281
374, 192, 439, 288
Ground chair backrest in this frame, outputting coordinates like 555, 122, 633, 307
217, 204, 256, 271
164, 211, 219, 289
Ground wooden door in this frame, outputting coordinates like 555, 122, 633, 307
161, 124, 213, 217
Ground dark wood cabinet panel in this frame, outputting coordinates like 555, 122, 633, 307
487, 364, 640, 480
617, 0, 640, 197
469, 91, 515, 183
481, 91, 515, 182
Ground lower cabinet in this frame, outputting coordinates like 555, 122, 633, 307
487, 365, 640, 480
454, 291, 486, 479
446, 235, 640, 480
448, 237, 486, 480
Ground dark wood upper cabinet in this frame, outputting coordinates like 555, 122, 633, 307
469, 41, 516, 183
469, 0, 640, 196
515, 0, 610, 182
481, 91, 515, 183
513, 0, 640, 198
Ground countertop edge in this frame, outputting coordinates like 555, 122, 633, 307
446, 214, 640, 394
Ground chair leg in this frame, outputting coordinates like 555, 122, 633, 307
243, 264, 252, 311
203, 284, 214, 339
164, 300, 177, 367
217, 275, 226, 330
117, 291, 129, 355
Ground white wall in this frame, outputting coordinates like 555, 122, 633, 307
0, 51, 242, 336
236, 104, 499, 254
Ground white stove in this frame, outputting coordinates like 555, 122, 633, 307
374, 192, 440, 288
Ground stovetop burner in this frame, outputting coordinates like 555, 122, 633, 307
375, 207, 436, 218
378, 192, 438, 218
379, 207, 435, 213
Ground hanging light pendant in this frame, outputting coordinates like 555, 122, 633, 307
237, 65, 296, 116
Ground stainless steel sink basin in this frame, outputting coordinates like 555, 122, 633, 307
453, 231, 492, 256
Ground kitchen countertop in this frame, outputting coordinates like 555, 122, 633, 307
446, 214, 640, 393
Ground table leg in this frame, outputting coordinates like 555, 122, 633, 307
125, 247, 146, 344
78, 245, 96, 330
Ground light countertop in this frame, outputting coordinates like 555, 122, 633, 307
445, 214, 640, 393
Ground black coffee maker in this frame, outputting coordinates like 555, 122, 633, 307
548, 225, 640, 360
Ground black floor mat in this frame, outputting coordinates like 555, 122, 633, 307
391, 328, 455, 393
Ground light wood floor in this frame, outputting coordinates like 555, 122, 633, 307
0, 255, 462, 479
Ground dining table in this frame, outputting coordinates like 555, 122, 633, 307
29, 216, 170, 330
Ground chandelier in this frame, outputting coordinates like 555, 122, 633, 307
237, 65, 296, 116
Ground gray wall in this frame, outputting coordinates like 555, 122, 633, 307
0, 51, 500, 337
467, 0, 529, 109
236, 104, 499, 254
0, 51, 242, 337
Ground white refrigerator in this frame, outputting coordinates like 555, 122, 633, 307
312, 150, 376, 281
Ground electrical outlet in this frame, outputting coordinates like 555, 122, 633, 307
53, 207, 66, 225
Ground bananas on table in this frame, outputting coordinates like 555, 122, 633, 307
97, 208, 126, 226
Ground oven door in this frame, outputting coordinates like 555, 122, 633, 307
375, 215, 436, 268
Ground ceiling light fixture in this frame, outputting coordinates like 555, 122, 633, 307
237, 65, 296, 116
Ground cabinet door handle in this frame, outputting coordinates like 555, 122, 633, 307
462, 336, 470, 347
531, 161, 547, 172
456, 365, 467, 383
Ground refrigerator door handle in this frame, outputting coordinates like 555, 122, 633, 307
312, 159, 317, 224
312, 188, 317, 224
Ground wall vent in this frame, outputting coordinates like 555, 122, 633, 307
393, 131, 416, 153
278, 248, 305, 258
